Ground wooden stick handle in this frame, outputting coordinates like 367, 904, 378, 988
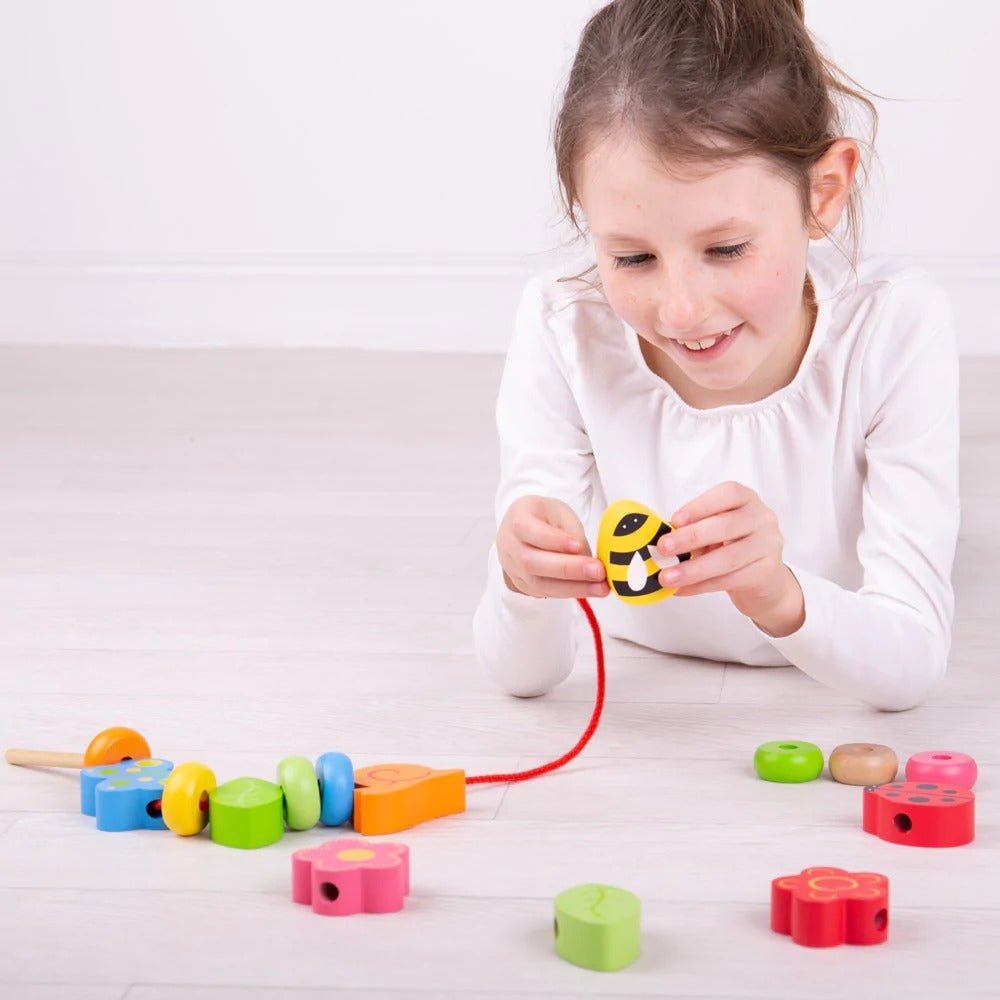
5, 749, 85, 768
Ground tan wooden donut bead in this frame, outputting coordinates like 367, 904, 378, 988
829, 743, 898, 786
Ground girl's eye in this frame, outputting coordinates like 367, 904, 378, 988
611, 243, 750, 269
710, 241, 750, 259
611, 253, 653, 269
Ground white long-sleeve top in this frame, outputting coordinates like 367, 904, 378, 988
472, 245, 960, 711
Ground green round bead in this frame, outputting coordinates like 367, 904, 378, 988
753, 740, 824, 783
277, 755, 322, 831
209, 777, 285, 849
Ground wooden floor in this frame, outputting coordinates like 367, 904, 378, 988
1, 346, 998, 999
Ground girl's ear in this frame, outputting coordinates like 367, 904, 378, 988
807, 138, 861, 239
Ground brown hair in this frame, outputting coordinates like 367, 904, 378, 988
553, 0, 878, 265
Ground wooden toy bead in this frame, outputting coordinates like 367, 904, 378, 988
862, 781, 975, 847
829, 743, 898, 786
209, 777, 285, 849
771, 867, 889, 948
597, 500, 690, 606
753, 741, 824, 783
80, 759, 173, 832
905, 750, 978, 788
292, 839, 410, 915
315, 752, 354, 827
352, 763, 466, 835
277, 755, 322, 831
162, 761, 216, 836
554, 884, 641, 971
6, 726, 151, 770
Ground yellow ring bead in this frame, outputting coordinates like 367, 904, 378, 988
162, 761, 217, 835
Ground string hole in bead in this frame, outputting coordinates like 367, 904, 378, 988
146, 799, 162, 819
874, 909, 888, 930
931, 754, 952, 760
779, 744, 798, 750
199, 792, 210, 813
893, 813, 912, 833
320, 882, 340, 902
554, 918, 560, 939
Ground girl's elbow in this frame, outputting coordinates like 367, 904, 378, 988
492, 675, 554, 699
866, 648, 948, 713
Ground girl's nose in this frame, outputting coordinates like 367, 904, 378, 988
656, 266, 705, 336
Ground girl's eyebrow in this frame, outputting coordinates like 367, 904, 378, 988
693, 217, 754, 238
593, 217, 754, 243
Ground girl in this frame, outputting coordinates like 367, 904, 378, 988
472, 0, 960, 711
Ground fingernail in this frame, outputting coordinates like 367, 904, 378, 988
589, 583, 607, 596
659, 536, 675, 553
588, 563, 605, 580
661, 568, 681, 584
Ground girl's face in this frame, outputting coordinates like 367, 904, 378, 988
576, 135, 819, 407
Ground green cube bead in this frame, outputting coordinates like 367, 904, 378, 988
554, 883, 640, 971
753, 740, 824, 783
209, 777, 285, 849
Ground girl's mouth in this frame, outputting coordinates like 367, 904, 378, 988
672, 323, 743, 360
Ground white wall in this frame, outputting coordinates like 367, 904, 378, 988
0, 0, 995, 352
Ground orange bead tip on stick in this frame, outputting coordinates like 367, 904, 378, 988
5, 727, 151, 770
353, 763, 465, 836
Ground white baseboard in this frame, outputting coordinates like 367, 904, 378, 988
0, 252, 995, 354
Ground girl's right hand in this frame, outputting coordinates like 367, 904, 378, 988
496, 495, 610, 599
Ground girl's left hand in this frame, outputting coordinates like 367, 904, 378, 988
655, 481, 805, 637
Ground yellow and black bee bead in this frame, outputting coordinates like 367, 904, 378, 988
597, 499, 690, 605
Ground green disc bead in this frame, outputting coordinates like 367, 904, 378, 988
753, 740, 824, 783
209, 777, 285, 849
554, 883, 640, 972
277, 755, 322, 831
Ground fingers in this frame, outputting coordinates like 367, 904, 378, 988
657, 487, 781, 596
671, 481, 753, 528
657, 506, 759, 560
498, 496, 608, 599
505, 554, 609, 599
519, 545, 607, 586
661, 538, 769, 596
508, 571, 611, 600
515, 513, 583, 555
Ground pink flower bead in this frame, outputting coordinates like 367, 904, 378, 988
292, 839, 410, 916
905, 751, 977, 788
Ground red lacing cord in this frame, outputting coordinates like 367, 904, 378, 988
466, 597, 605, 785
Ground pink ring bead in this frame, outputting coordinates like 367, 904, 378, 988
905, 750, 977, 788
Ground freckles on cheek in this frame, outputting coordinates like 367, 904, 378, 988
604, 286, 642, 325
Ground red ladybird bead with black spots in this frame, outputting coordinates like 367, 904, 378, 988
862, 781, 974, 848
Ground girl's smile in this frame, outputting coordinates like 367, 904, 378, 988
667, 321, 743, 360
